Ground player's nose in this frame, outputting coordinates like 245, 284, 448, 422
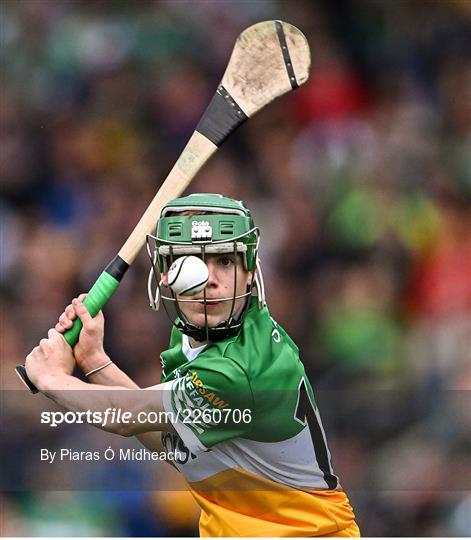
204, 260, 219, 287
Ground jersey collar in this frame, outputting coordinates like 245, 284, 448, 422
182, 333, 208, 362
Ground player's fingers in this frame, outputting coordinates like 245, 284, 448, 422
55, 322, 65, 333
55, 321, 64, 333
64, 303, 76, 319
58, 312, 74, 328
73, 298, 92, 322
73, 298, 100, 336
48, 328, 61, 340
55, 302, 76, 330
64, 293, 86, 317
73, 298, 104, 338
48, 327, 71, 347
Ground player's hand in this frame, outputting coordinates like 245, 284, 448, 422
55, 294, 107, 374
25, 329, 75, 387
55, 293, 87, 334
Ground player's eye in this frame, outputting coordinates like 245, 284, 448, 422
218, 255, 235, 267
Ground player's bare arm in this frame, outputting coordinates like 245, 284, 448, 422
24, 330, 175, 437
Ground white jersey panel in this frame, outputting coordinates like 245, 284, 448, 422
173, 426, 332, 490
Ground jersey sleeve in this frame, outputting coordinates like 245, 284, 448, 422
161, 357, 254, 455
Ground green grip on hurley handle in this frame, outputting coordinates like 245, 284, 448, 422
63, 271, 121, 347
16, 256, 129, 394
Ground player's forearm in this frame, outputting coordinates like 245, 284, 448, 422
39, 373, 138, 435
38, 374, 171, 436
91, 363, 166, 451
85, 364, 165, 450
86, 358, 140, 389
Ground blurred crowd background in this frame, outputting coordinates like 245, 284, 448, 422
1, 0, 470, 537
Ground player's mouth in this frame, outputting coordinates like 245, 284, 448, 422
185, 297, 223, 311
197, 298, 221, 307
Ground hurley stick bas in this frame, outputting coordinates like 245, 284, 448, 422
16, 20, 311, 393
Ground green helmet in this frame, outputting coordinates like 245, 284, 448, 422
157, 193, 257, 272
146, 193, 266, 342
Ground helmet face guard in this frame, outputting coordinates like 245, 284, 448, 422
146, 194, 266, 342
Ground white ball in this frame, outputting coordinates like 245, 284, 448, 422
167, 256, 209, 296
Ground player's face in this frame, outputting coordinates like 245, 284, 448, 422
170, 253, 252, 329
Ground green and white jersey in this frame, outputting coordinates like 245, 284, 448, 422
160, 298, 338, 491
